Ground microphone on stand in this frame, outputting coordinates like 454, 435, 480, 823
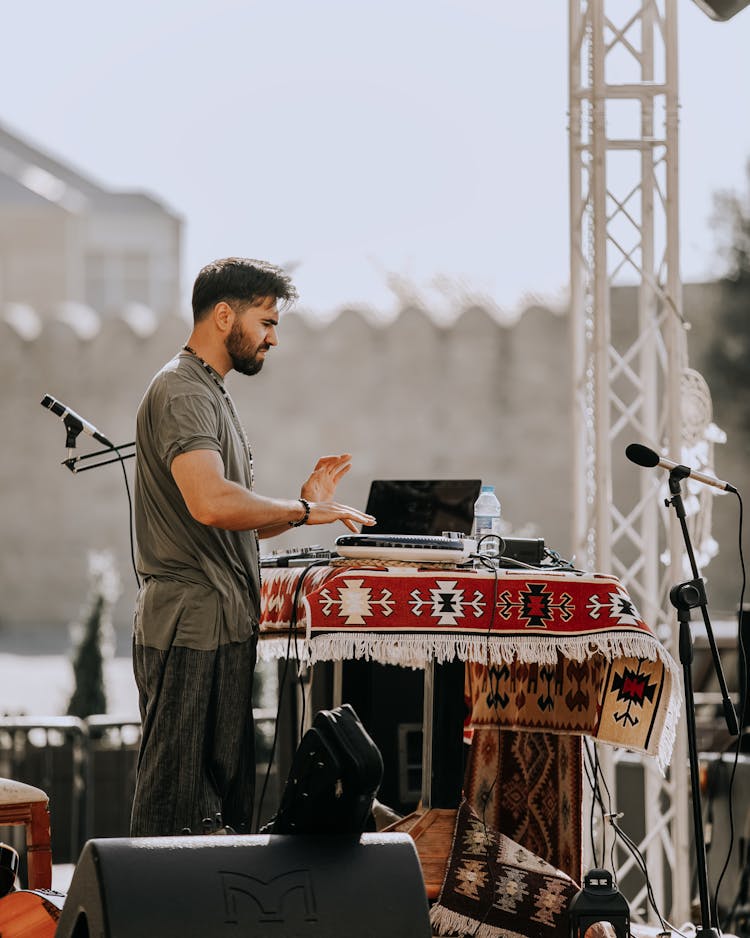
625, 442, 737, 494
40, 394, 114, 448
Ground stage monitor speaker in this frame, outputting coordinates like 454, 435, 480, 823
341, 659, 424, 813
55, 832, 431, 938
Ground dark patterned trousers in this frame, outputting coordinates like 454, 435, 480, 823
130, 635, 257, 837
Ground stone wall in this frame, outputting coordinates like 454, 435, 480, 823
0, 284, 744, 636
0, 301, 573, 632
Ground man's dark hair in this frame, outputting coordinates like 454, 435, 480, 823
191, 257, 298, 322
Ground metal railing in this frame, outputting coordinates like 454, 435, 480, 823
0, 710, 278, 870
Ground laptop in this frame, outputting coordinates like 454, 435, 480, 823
335, 479, 482, 563
363, 479, 482, 536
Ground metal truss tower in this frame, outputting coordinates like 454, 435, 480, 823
569, 0, 693, 923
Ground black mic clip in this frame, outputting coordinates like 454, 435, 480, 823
667, 463, 692, 484
63, 414, 84, 450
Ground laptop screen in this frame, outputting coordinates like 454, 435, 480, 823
364, 479, 482, 537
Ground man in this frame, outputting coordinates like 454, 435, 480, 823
130, 257, 374, 837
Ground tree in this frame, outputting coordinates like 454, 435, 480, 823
704, 160, 750, 433
67, 551, 120, 719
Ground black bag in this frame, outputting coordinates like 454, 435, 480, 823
270, 703, 384, 836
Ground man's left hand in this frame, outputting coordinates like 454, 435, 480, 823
300, 454, 352, 503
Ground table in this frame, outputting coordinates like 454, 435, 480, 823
259, 561, 681, 773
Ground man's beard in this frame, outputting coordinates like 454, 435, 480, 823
226, 320, 268, 376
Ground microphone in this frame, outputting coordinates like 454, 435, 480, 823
40, 394, 114, 448
625, 442, 737, 493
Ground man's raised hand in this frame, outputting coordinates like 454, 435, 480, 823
301, 454, 353, 503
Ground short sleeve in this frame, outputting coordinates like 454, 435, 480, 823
158, 391, 222, 468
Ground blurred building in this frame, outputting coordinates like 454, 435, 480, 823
0, 121, 181, 328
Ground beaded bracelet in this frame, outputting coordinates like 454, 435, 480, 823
289, 497, 311, 527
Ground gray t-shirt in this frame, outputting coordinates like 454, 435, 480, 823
133, 351, 261, 651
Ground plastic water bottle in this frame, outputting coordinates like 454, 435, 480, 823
472, 484, 502, 558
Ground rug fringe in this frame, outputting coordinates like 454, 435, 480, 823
303, 630, 674, 671
430, 903, 530, 938
257, 636, 305, 662
301, 631, 682, 770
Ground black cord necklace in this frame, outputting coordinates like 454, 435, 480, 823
181, 345, 263, 581
181, 345, 254, 484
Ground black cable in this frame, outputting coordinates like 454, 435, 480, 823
716, 488, 747, 930
583, 741, 614, 872
289, 558, 332, 744
475, 550, 500, 642
294, 597, 312, 743
542, 548, 582, 572
455, 549, 502, 936
598, 748, 618, 873
581, 739, 680, 935
474, 536, 582, 573
471, 753, 501, 937
61, 440, 141, 588
724, 864, 750, 934
254, 610, 296, 831
591, 744, 617, 873
253, 559, 328, 832
606, 815, 684, 937
582, 747, 601, 868
114, 445, 140, 589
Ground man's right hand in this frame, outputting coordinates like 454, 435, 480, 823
305, 500, 375, 533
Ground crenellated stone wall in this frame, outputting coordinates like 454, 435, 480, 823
0, 284, 744, 636
0, 302, 573, 633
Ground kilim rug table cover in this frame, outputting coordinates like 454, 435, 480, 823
259, 564, 681, 771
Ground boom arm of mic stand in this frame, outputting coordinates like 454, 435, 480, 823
62, 442, 135, 474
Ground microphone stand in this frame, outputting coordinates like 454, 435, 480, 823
665, 466, 739, 937
59, 422, 135, 474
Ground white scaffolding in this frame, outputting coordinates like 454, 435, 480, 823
568, 0, 693, 923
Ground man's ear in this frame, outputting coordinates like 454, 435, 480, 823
212, 301, 235, 334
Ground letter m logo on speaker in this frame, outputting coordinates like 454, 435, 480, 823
221, 869, 318, 925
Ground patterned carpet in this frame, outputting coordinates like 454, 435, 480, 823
463, 727, 582, 883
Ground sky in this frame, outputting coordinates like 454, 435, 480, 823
1, 0, 749, 320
